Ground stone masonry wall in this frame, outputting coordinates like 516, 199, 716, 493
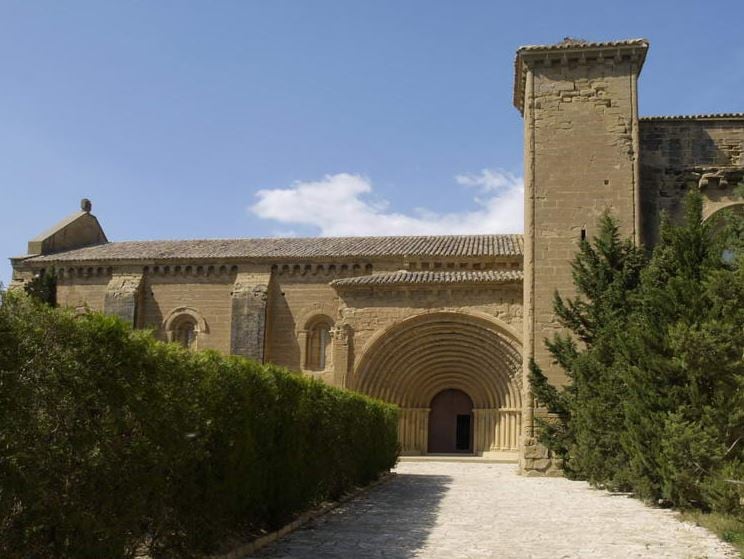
266, 278, 341, 372
639, 117, 744, 246
342, 283, 523, 366
520, 49, 644, 475
141, 271, 236, 352
525, 57, 641, 391
56, 275, 109, 312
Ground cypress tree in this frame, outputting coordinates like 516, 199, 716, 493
531, 192, 743, 511
621, 193, 744, 510
530, 213, 645, 486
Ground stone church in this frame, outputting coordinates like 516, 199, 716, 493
10, 38, 744, 474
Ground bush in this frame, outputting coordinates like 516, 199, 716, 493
0, 293, 399, 558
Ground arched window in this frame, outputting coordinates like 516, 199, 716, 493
163, 307, 207, 351
305, 317, 333, 371
173, 316, 197, 349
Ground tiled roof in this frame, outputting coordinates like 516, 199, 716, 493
513, 38, 649, 113
330, 269, 523, 289
640, 113, 744, 121
26, 235, 524, 263
516, 38, 649, 53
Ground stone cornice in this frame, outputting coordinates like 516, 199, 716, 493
513, 38, 649, 114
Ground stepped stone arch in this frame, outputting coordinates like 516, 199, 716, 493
352, 311, 523, 455
163, 306, 208, 349
705, 202, 744, 262
703, 201, 744, 223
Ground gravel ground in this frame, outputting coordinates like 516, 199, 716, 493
252, 461, 739, 559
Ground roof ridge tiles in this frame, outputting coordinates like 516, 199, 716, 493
640, 113, 744, 121
517, 38, 648, 53
330, 269, 524, 289
25, 234, 525, 263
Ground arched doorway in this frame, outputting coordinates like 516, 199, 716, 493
352, 311, 522, 456
428, 389, 474, 453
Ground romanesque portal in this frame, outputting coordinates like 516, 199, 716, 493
351, 312, 522, 456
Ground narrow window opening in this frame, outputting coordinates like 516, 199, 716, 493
174, 318, 197, 349
306, 318, 333, 371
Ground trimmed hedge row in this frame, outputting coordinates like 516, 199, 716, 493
0, 292, 399, 558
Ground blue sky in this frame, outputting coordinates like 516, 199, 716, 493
2, 0, 743, 286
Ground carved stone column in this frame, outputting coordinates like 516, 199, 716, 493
103, 273, 143, 326
296, 329, 308, 370
230, 273, 271, 362
399, 408, 430, 455
330, 323, 352, 388
473, 408, 488, 453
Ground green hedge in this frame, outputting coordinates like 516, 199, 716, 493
0, 292, 399, 558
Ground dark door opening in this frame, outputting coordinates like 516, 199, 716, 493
456, 414, 471, 450
427, 389, 474, 453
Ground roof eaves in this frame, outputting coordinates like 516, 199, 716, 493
330, 270, 524, 290
20, 234, 525, 263
513, 38, 649, 114
640, 113, 744, 121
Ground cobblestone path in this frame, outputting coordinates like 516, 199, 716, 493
252, 461, 738, 558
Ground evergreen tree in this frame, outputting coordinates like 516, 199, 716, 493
528, 358, 573, 468
530, 193, 743, 511
621, 194, 744, 510
530, 213, 645, 486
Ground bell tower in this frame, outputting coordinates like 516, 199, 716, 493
515, 39, 649, 470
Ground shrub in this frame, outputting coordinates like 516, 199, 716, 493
0, 293, 399, 558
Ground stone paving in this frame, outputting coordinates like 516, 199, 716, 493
252, 461, 739, 559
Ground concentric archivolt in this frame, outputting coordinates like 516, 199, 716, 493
353, 312, 522, 409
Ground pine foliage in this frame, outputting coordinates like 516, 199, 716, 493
530, 194, 744, 514
530, 213, 645, 485
621, 195, 744, 511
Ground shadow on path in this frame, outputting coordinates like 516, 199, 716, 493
252, 473, 451, 558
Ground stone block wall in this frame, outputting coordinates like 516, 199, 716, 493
266, 275, 342, 372
104, 273, 143, 325
518, 41, 647, 475
523, 52, 643, 390
341, 283, 523, 361
639, 116, 744, 246
140, 269, 236, 352
56, 272, 110, 312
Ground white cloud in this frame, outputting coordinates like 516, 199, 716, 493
250, 169, 523, 236
455, 168, 521, 193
